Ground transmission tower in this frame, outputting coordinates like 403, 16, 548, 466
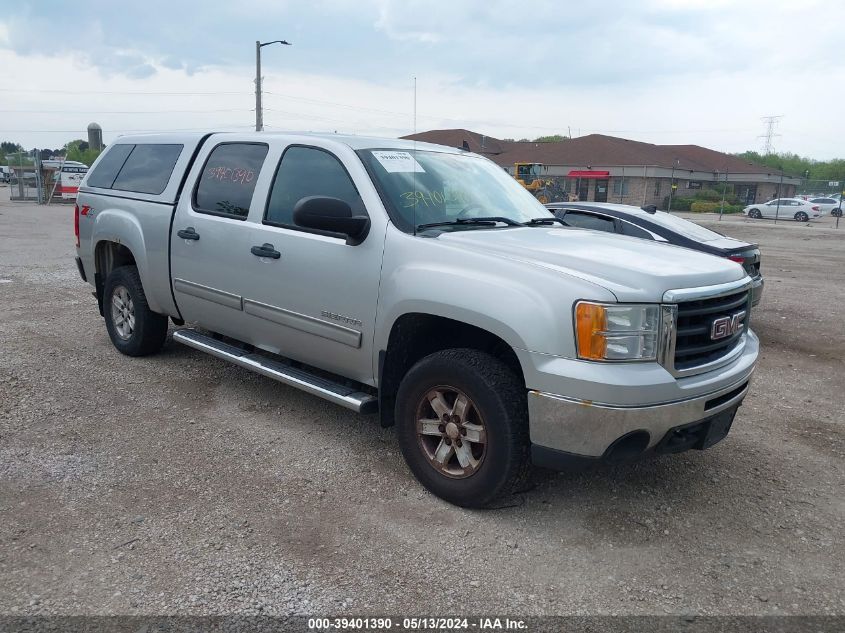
759, 115, 782, 155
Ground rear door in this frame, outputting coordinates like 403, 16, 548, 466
170, 140, 270, 337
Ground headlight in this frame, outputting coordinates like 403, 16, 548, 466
575, 302, 660, 361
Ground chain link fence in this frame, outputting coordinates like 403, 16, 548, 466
796, 178, 845, 199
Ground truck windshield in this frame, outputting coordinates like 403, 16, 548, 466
358, 149, 549, 232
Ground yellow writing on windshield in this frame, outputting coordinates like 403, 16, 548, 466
400, 189, 470, 208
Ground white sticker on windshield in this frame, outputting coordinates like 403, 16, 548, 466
372, 151, 425, 173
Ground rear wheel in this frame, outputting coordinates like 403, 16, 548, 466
395, 349, 529, 508
748, 208, 762, 219
104, 266, 168, 356
795, 211, 809, 222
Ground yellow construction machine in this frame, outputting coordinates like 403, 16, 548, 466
514, 162, 553, 203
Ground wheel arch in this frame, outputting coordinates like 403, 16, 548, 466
93, 240, 138, 316
377, 312, 526, 428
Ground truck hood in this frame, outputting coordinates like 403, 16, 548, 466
439, 227, 747, 302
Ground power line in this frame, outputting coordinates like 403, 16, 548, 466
0, 88, 248, 96
263, 92, 758, 135
0, 86, 774, 140
0, 125, 256, 133
0, 108, 252, 114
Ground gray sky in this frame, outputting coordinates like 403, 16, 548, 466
1, 0, 843, 158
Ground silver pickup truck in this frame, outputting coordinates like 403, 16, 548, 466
74, 132, 758, 507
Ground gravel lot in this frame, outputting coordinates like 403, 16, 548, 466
1, 190, 843, 617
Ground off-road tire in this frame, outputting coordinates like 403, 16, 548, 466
103, 265, 168, 357
395, 349, 530, 508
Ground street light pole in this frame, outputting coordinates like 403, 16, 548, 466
255, 39, 291, 132
255, 41, 262, 132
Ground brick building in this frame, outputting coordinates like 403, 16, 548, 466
401, 129, 800, 206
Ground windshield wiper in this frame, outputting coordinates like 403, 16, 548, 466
416, 216, 525, 231
524, 217, 568, 226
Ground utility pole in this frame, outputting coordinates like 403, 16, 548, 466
719, 169, 729, 221
759, 115, 783, 155
255, 39, 291, 132
774, 170, 784, 224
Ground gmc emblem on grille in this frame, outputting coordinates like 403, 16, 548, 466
711, 311, 746, 340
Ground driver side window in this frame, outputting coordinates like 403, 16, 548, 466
264, 146, 366, 228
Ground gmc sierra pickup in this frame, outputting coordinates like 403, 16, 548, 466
74, 132, 758, 507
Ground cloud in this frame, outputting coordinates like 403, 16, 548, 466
0, 1, 843, 158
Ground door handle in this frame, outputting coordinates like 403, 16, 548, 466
250, 243, 281, 259
177, 227, 200, 240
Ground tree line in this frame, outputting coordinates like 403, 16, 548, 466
734, 150, 845, 182
2, 140, 103, 167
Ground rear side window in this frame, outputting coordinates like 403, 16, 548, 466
112, 144, 183, 194
85, 144, 134, 188
620, 221, 654, 240
264, 146, 365, 227
563, 211, 616, 233
195, 143, 268, 219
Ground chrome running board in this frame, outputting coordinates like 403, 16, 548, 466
173, 328, 378, 414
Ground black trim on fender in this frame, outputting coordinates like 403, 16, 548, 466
94, 272, 105, 316
75, 256, 87, 282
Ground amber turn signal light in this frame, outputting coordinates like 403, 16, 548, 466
575, 302, 608, 360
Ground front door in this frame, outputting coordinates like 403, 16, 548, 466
170, 141, 270, 338
239, 143, 383, 384
594, 179, 609, 202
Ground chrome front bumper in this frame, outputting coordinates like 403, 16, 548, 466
528, 373, 752, 459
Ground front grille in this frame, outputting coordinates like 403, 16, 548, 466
674, 290, 749, 371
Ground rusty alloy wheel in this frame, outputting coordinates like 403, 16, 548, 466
415, 386, 487, 479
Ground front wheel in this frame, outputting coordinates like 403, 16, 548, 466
395, 349, 529, 508
795, 211, 809, 222
104, 265, 169, 356
832, 208, 842, 217
748, 209, 762, 219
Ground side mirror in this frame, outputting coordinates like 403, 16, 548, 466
640, 204, 657, 214
293, 196, 370, 245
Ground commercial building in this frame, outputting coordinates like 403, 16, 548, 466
402, 129, 800, 206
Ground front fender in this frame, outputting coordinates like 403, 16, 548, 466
375, 228, 618, 360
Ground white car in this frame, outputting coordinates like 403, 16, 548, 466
809, 197, 844, 217
744, 198, 822, 221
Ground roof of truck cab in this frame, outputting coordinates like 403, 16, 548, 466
109, 132, 463, 154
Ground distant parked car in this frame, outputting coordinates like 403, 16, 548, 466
809, 197, 843, 217
546, 201, 764, 306
743, 198, 821, 221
